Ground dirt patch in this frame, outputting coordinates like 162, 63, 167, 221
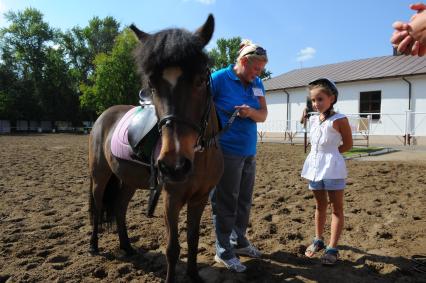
0, 134, 425, 282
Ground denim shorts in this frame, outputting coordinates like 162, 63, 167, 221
309, 179, 346, 190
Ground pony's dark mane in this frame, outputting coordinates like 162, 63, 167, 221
134, 28, 209, 85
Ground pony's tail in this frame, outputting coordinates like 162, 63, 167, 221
88, 175, 118, 230
102, 175, 118, 228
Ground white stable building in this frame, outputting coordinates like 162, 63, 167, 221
261, 55, 426, 146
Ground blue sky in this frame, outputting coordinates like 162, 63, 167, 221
0, 0, 418, 76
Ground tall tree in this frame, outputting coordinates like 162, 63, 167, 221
61, 16, 120, 120
40, 47, 79, 122
80, 28, 140, 114
208, 36, 272, 79
61, 16, 120, 84
0, 8, 55, 120
209, 37, 241, 72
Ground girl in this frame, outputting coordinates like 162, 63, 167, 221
301, 78, 353, 265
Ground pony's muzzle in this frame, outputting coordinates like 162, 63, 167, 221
157, 156, 192, 183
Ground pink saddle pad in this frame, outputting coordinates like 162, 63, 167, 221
111, 107, 149, 165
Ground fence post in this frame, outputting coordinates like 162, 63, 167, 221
304, 119, 308, 153
405, 110, 412, 146
367, 115, 371, 147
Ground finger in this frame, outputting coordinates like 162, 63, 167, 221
392, 21, 409, 30
397, 35, 414, 53
405, 41, 416, 55
418, 44, 426, 56
392, 21, 410, 30
411, 41, 420, 55
391, 30, 409, 44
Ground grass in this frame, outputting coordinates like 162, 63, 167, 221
343, 146, 384, 158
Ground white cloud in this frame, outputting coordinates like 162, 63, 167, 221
296, 47, 316, 62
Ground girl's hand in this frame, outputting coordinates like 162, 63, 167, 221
333, 118, 353, 153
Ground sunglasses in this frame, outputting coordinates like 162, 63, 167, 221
244, 46, 267, 57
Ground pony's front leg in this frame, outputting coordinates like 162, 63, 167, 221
186, 195, 209, 283
164, 192, 183, 283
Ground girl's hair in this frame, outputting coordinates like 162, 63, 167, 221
308, 78, 338, 122
237, 39, 268, 63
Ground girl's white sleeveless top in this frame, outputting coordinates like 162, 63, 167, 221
301, 113, 347, 181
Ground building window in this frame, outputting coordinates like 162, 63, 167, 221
359, 91, 381, 120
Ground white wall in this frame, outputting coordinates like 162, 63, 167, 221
410, 77, 426, 135
263, 75, 426, 136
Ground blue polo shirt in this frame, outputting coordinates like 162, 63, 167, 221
211, 64, 265, 156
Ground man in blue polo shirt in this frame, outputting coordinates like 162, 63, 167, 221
210, 39, 268, 272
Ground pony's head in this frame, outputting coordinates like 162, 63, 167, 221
130, 15, 214, 183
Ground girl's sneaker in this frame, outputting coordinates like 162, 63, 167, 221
321, 247, 339, 265
305, 237, 325, 258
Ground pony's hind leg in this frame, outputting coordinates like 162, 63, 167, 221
114, 182, 137, 255
89, 171, 112, 255
89, 176, 106, 255
88, 177, 100, 254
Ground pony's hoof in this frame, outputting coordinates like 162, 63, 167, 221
89, 246, 99, 256
120, 246, 137, 257
187, 271, 204, 283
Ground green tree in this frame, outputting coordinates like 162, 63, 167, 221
61, 16, 120, 120
209, 37, 241, 72
208, 36, 272, 79
80, 28, 140, 114
0, 8, 55, 120
61, 16, 120, 84
40, 47, 79, 122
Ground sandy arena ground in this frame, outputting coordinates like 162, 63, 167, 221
0, 134, 425, 282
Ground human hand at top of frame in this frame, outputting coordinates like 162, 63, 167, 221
235, 104, 252, 119
391, 3, 426, 56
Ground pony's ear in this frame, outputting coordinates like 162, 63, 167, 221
129, 24, 149, 42
195, 14, 214, 47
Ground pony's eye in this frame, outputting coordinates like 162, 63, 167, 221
194, 75, 205, 87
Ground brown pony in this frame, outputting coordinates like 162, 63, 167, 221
88, 15, 223, 282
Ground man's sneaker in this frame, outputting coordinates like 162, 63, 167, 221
234, 244, 262, 258
214, 254, 247, 273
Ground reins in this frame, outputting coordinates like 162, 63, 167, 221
193, 70, 239, 152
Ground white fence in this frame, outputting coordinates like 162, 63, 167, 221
257, 111, 426, 146
0, 120, 94, 134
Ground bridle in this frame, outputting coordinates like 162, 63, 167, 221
155, 68, 214, 152
145, 69, 215, 216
